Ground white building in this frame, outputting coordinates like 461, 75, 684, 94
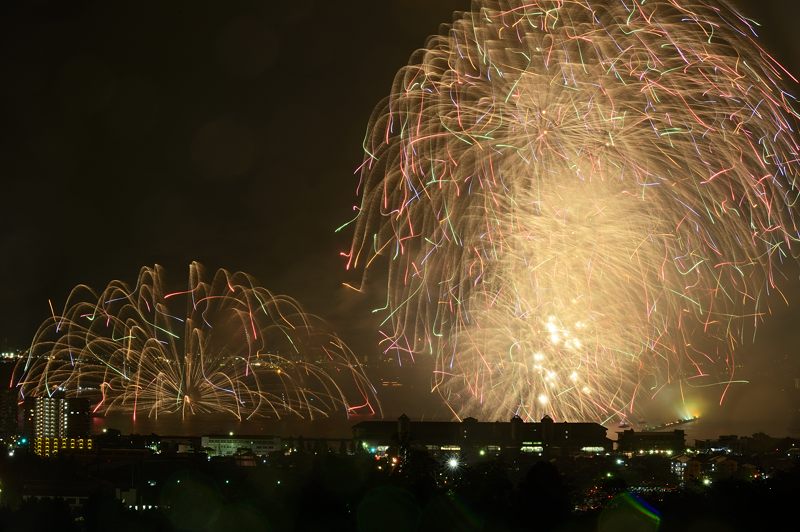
201, 435, 281, 457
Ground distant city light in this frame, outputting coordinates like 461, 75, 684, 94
447, 457, 459, 469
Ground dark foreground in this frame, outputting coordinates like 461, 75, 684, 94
0, 448, 796, 531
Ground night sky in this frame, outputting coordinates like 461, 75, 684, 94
2, 1, 800, 435
0, 0, 476, 350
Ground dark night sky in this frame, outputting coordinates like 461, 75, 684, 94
2, 1, 799, 434
0, 0, 475, 350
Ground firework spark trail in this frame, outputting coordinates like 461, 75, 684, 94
15, 263, 379, 421
345, 0, 800, 422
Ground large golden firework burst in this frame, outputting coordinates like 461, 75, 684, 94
346, 0, 800, 422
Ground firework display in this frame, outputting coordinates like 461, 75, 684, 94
15, 263, 378, 420
345, 0, 800, 422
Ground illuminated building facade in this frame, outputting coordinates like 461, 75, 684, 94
29, 396, 93, 456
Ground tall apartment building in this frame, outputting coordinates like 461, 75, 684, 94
29, 395, 93, 456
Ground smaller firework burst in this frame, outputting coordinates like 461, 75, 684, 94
14, 263, 379, 421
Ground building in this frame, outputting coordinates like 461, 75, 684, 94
28, 395, 93, 456
671, 454, 703, 483
617, 429, 685, 455
200, 435, 282, 457
353, 414, 611, 459
709, 455, 738, 479
21, 479, 96, 511
32, 396, 90, 438
64, 397, 91, 437
0, 387, 18, 437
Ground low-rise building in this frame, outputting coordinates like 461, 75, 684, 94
617, 429, 685, 455
201, 435, 281, 457
353, 414, 611, 460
